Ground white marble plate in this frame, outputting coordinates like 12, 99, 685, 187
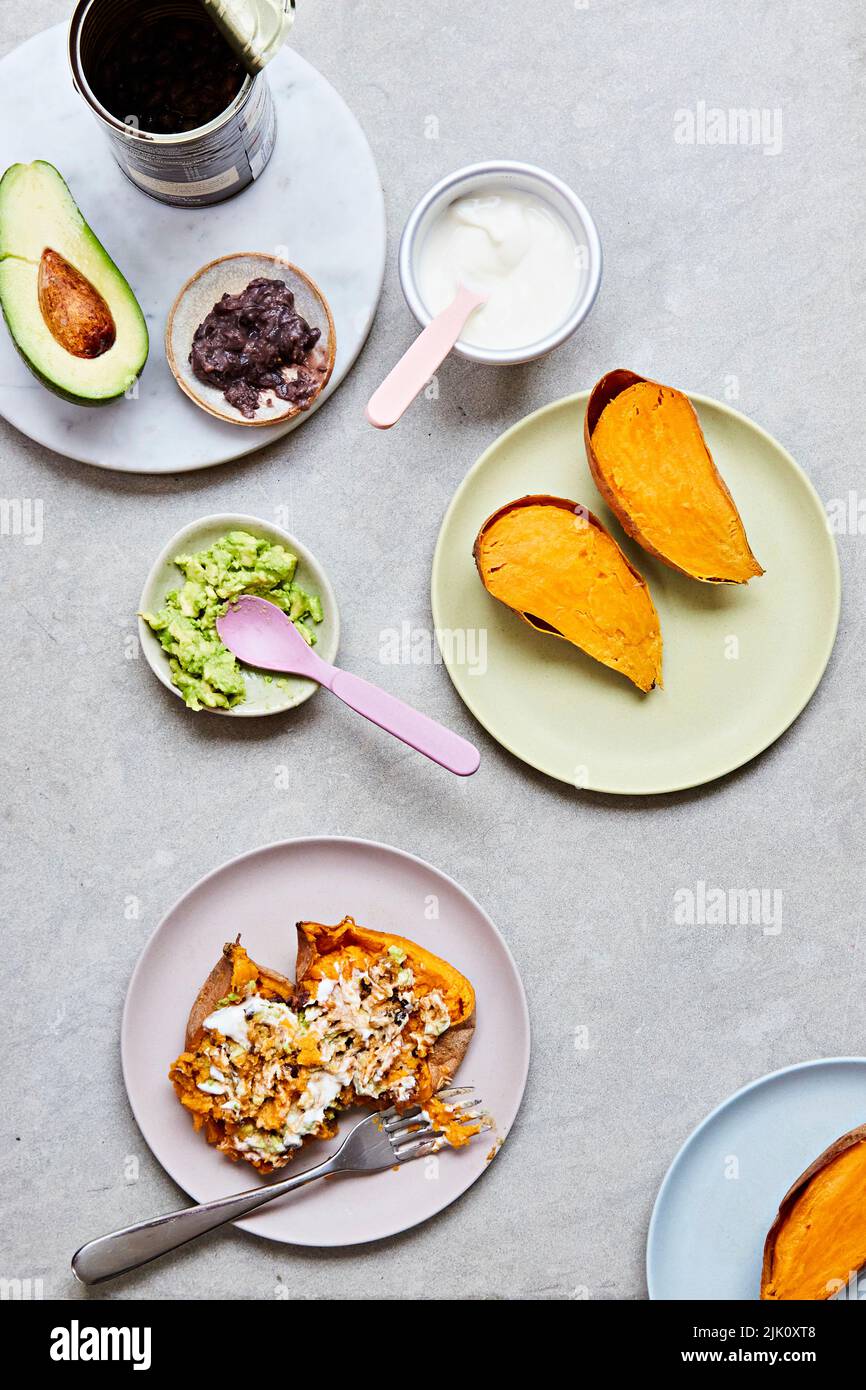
0, 25, 385, 472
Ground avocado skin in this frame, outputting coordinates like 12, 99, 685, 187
0, 161, 149, 405
0, 299, 148, 406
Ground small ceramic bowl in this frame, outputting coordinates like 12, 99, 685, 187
399, 160, 603, 367
165, 253, 336, 426
138, 513, 340, 718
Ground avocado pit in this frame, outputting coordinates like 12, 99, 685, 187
37, 248, 116, 359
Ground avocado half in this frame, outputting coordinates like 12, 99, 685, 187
0, 161, 148, 405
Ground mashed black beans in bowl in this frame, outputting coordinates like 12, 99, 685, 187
165, 252, 336, 426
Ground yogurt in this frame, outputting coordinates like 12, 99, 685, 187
416, 188, 584, 351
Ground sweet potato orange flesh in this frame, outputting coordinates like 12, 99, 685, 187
586, 374, 763, 584
474, 495, 662, 692
761, 1128, 866, 1300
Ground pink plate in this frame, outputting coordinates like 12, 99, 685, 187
121, 837, 530, 1247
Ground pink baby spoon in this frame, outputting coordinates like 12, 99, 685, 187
365, 284, 487, 429
217, 596, 480, 776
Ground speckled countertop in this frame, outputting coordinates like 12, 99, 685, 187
2, 0, 864, 1300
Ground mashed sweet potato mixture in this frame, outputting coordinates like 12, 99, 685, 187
170, 918, 478, 1172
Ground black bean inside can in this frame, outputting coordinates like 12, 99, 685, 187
91, 9, 245, 134
69, 0, 279, 208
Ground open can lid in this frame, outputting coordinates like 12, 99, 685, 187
200, 0, 295, 73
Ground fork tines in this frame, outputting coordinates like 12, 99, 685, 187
380, 1086, 485, 1161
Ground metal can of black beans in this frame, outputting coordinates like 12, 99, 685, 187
68, 0, 295, 208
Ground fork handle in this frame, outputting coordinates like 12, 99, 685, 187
71, 1154, 337, 1286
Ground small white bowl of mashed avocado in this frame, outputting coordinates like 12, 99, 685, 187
138, 514, 339, 717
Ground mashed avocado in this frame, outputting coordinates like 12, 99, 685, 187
141, 530, 323, 711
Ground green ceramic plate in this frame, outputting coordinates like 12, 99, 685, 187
431, 392, 840, 794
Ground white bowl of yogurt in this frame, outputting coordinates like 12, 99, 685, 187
399, 160, 602, 366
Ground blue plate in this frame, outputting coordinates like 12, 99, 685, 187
647, 1058, 866, 1300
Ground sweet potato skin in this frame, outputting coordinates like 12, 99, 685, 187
294, 917, 475, 1097
760, 1124, 866, 1300
585, 370, 763, 584
474, 493, 662, 692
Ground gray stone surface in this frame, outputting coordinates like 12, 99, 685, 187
2, 0, 864, 1301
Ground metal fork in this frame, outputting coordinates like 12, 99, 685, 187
71, 1087, 481, 1285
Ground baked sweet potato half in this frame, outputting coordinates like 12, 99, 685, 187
761, 1124, 866, 1299
295, 917, 475, 1098
170, 940, 319, 1172
585, 370, 763, 584
169, 920, 478, 1172
474, 494, 662, 692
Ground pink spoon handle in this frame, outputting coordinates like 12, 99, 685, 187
326, 668, 480, 776
365, 284, 487, 429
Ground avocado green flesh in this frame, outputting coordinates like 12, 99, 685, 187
141, 531, 325, 711
0, 161, 148, 404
